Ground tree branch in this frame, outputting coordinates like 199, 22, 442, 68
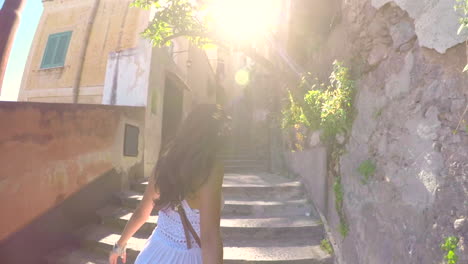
161, 31, 281, 74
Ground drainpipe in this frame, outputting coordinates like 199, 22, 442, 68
72, 0, 100, 103
0, 0, 27, 95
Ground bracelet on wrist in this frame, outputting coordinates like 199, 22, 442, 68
112, 242, 126, 256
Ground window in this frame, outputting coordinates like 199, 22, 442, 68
40, 31, 72, 69
123, 124, 139, 157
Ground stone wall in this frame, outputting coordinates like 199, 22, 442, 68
285, 0, 468, 263
0, 101, 145, 241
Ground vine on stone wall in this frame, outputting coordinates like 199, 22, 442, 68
441, 236, 460, 264
282, 61, 355, 143
282, 61, 356, 238
455, 0, 468, 72
454, 0, 468, 133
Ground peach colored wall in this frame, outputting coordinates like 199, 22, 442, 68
0, 102, 145, 241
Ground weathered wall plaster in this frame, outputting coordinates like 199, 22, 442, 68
102, 40, 151, 106
285, 146, 328, 215
0, 102, 145, 241
371, 0, 468, 53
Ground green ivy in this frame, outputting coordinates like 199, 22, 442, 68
358, 159, 376, 185
320, 239, 334, 255
339, 222, 349, 238
441, 236, 459, 264
282, 61, 355, 143
333, 177, 349, 238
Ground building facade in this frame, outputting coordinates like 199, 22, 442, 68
18, 0, 152, 103
18, 0, 231, 176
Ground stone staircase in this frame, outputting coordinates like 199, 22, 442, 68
45, 158, 332, 263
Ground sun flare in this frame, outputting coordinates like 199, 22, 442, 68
206, 0, 282, 42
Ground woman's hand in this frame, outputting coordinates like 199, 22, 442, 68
108, 176, 158, 264
109, 249, 126, 264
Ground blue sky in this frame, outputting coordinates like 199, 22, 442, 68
0, 0, 42, 101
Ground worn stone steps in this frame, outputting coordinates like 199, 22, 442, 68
222, 245, 331, 264
97, 205, 323, 241
77, 224, 330, 264
48, 244, 331, 264
45, 158, 333, 263
224, 166, 268, 173
224, 159, 267, 165
46, 248, 108, 264
117, 191, 312, 218
132, 174, 304, 200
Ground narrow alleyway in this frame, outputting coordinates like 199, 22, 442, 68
46, 155, 332, 263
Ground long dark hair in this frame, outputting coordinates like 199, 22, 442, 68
153, 104, 228, 209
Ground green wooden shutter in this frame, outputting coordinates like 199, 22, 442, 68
41, 35, 59, 68
40, 31, 72, 69
53, 32, 72, 66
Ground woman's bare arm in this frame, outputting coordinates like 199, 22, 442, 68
200, 160, 224, 264
117, 176, 159, 247
109, 176, 158, 264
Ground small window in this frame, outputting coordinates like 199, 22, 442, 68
40, 31, 72, 69
123, 124, 139, 157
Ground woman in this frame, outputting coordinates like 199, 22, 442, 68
109, 104, 227, 264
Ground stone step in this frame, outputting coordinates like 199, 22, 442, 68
222, 183, 304, 201
224, 166, 269, 173
98, 206, 323, 241
118, 191, 312, 218
80, 225, 331, 264
132, 173, 305, 200
131, 182, 303, 200
218, 151, 265, 160
96, 205, 158, 235
223, 245, 333, 264
222, 199, 312, 217
224, 159, 268, 166
45, 248, 108, 264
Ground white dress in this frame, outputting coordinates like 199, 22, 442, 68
134, 200, 202, 264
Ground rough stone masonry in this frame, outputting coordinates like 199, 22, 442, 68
312, 0, 468, 263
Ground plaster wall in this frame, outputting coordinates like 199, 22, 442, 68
0, 102, 145, 241
102, 40, 151, 106
285, 146, 328, 215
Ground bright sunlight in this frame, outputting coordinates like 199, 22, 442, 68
207, 0, 282, 43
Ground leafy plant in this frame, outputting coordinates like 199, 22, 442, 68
282, 61, 356, 143
358, 159, 376, 184
320, 239, 334, 255
131, 0, 214, 47
441, 236, 459, 264
282, 91, 308, 129
455, 0, 468, 35
454, 0, 468, 72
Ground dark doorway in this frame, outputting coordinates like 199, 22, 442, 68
161, 76, 184, 148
